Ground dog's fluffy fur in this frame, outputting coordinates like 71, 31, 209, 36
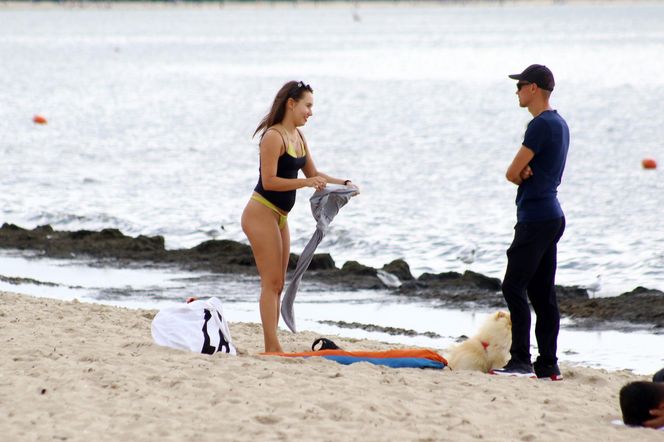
445, 311, 512, 373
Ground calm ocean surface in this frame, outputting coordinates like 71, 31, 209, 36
1, 3, 663, 373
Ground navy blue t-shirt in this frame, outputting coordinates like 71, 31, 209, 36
516, 110, 569, 222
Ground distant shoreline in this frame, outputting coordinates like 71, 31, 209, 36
0, 0, 658, 10
2, 222, 664, 333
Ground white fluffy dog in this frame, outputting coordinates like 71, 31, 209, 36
446, 311, 512, 373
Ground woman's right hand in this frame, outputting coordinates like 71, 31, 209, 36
306, 176, 327, 191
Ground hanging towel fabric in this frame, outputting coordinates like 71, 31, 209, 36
281, 184, 358, 332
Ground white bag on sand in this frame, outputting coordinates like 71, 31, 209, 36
151, 297, 236, 355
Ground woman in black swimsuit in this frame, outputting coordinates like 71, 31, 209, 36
241, 81, 356, 353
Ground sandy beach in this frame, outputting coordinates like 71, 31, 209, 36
0, 291, 660, 441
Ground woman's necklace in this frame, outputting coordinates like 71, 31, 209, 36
282, 127, 301, 155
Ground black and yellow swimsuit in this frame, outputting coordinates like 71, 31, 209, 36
253, 128, 307, 229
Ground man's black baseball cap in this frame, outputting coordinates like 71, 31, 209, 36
508, 64, 555, 91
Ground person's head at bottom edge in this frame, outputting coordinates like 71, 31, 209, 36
620, 381, 664, 428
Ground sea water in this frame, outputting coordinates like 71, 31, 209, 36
0, 3, 663, 373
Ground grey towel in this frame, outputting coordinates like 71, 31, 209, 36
281, 184, 358, 333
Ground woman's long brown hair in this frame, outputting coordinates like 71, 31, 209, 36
253, 81, 314, 139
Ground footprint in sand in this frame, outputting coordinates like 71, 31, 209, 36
255, 415, 281, 425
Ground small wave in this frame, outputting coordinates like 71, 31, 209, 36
317, 319, 441, 339
0, 274, 61, 287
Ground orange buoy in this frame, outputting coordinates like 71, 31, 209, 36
642, 158, 657, 169
33, 115, 47, 125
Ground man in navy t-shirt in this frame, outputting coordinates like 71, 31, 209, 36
491, 64, 569, 381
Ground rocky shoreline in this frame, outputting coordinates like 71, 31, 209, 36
1, 223, 663, 331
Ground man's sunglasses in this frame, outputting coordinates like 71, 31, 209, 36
517, 82, 532, 91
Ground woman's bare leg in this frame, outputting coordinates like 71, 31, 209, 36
278, 222, 290, 326
242, 200, 286, 353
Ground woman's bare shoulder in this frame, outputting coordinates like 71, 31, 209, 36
260, 127, 285, 153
